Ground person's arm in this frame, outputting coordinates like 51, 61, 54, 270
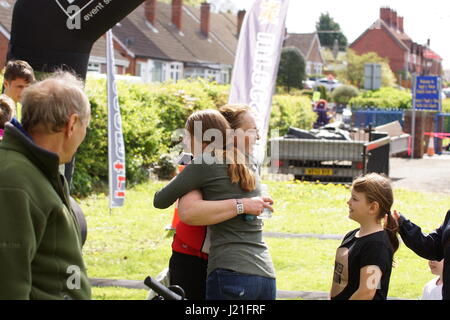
393, 210, 449, 261
349, 266, 382, 300
0, 189, 44, 299
177, 189, 274, 226
153, 164, 206, 209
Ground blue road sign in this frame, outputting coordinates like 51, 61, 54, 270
414, 76, 441, 111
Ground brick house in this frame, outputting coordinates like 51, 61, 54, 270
283, 32, 325, 76
111, 0, 241, 84
0, 0, 128, 74
1, 0, 242, 84
350, 7, 443, 79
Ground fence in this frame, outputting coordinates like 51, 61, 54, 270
351, 108, 404, 128
351, 109, 450, 155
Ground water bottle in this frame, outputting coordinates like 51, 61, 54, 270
257, 184, 272, 219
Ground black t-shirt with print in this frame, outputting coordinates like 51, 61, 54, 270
330, 229, 393, 300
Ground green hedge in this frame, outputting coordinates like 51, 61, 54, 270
443, 99, 450, 113
72, 78, 314, 196
270, 95, 316, 136
349, 87, 412, 109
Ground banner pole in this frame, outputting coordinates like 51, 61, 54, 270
411, 75, 417, 160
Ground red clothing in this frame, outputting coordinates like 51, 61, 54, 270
172, 221, 208, 260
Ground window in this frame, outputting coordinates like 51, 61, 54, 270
151, 61, 164, 82
169, 62, 183, 82
205, 69, 219, 82
87, 63, 101, 73
220, 69, 230, 84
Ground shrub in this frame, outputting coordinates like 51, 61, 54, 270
443, 99, 450, 113
316, 85, 329, 102
71, 77, 316, 196
277, 47, 306, 92
331, 85, 359, 105
349, 87, 412, 109
270, 95, 316, 136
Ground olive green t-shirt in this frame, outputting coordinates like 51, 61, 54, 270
153, 156, 276, 279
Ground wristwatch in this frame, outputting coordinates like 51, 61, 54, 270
235, 199, 244, 215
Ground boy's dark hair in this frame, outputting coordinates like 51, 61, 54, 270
0, 94, 15, 129
4, 60, 36, 83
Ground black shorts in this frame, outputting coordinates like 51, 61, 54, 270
169, 250, 208, 300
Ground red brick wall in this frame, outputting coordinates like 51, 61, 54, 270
0, 33, 9, 71
350, 28, 407, 74
113, 40, 136, 75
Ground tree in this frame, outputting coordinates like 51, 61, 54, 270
337, 49, 397, 88
316, 12, 348, 50
276, 47, 306, 92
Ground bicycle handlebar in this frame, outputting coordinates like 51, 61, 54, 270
144, 276, 184, 300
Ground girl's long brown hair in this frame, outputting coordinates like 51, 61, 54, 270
185, 109, 256, 192
352, 173, 399, 254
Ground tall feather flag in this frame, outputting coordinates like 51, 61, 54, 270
228, 0, 290, 164
106, 30, 126, 208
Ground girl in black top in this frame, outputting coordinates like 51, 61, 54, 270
330, 173, 399, 300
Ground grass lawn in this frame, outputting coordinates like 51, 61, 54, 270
80, 180, 450, 300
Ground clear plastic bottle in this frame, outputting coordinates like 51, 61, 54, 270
257, 184, 272, 219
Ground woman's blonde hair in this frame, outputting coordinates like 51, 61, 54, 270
185, 109, 256, 192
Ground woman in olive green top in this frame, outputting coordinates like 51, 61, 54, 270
154, 109, 276, 300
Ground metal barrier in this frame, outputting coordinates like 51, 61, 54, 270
435, 113, 450, 154
352, 108, 404, 128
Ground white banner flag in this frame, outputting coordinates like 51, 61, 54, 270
229, 0, 290, 164
107, 30, 126, 208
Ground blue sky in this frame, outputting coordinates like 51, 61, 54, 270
215, 0, 450, 69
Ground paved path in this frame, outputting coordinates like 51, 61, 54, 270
390, 154, 450, 194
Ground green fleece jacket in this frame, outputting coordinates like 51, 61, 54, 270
0, 124, 91, 300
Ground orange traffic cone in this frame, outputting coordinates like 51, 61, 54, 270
427, 136, 435, 157
165, 165, 186, 231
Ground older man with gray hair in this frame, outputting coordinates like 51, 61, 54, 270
0, 71, 91, 300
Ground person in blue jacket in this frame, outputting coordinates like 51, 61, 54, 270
392, 210, 450, 300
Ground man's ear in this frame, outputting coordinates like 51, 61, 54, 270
3, 80, 10, 90
66, 114, 79, 138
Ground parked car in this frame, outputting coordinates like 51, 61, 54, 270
313, 77, 342, 91
302, 79, 315, 89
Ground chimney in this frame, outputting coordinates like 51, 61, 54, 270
391, 10, 397, 29
145, 0, 157, 26
237, 10, 246, 36
380, 7, 390, 25
172, 0, 183, 31
427, 39, 431, 47
200, 2, 211, 38
397, 16, 404, 33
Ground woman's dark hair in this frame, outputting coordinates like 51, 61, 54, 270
352, 173, 399, 254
